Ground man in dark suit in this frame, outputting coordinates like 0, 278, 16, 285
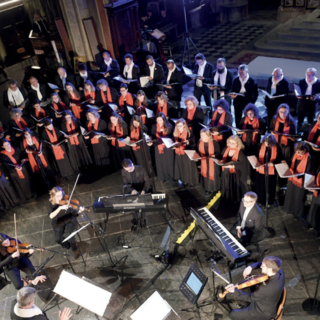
192, 53, 214, 107
75, 63, 96, 91
164, 59, 183, 110
99, 51, 120, 87
121, 53, 140, 94
297, 67, 320, 130
3, 80, 28, 111
226, 256, 285, 320
265, 68, 290, 126
144, 55, 164, 99
230, 191, 269, 246
208, 58, 234, 106
54, 67, 76, 90
28, 76, 49, 105
121, 159, 151, 230
231, 64, 258, 127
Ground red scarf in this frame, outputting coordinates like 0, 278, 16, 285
137, 101, 147, 124
14, 118, 28, 130
88, 120, 99, 144
199, 140, 215, 180
175, 130, 188, 155
53, 102, 68, 112
307, 123, 320, 146
119, 93, 134, 110
45, 128, 65, 160
221, 147, 240, 173
23, 137, 48, 173
257, 144, 277, 175
313, 172, 320, 198
110, 123, 126, 147
156, 123, 166, 154
1, 148, 25, 179
130, 128, 141, 151
289, 153, 309, 188
242, 117, 259, 145
69, 92, 83, 119
35, 108, 47, 120
187, 107, 197, 130
101, 88, 112, 104
274, 117, 290, 146
85, 91, 96, 101
157, 103, 167, 116
211, 111, 225, 142
66, 120, 79, 145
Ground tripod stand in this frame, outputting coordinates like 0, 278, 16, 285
181, 0, 199, 66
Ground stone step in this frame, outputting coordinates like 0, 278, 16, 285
303, 18, 320, 26
278, 29, 320, 41
266, 36, 320, 49
290, 24, 320, 32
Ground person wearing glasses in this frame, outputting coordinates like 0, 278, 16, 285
230, 191, 269, 246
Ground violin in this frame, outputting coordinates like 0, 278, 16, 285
219, 274, 269, 299
59, 194, 90, 212
6, 240, 43, 254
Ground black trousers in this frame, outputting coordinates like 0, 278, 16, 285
194, 85, 212, 106
5, 257, 35, 290
230, 307, 270, 320
234, 104, 245, 128
53, 222, 77, 251
297, 99, 316, 130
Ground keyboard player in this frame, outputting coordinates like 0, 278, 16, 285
230, 192, 269, 246
121, 159, 151, 230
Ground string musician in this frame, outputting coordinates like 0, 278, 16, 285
47, 187, 84, 258
225, 256, 285, 320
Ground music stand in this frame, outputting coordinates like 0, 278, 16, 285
130, 291, 181, 320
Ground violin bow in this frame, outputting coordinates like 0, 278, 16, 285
67, 173, 80, 207
14, 213, 18, 252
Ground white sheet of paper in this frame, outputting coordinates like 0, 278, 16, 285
140, 76, 150, 88
247, 156, 264, 169
150, 29, 165, 40
185, 150, 203, 161
127, 106, 136, 115
161, 137, 175, 149
182, 66, 198, 78
114, 76, 137, 82
170, 118, 179, 123
41, 99, 51, 107
80, 126, 87, 135
54, 270, 111, 317
304, 173, 320, 190
109, 103, 119, 112
199, 123, 209, 129
294, 84, 302, 97
131, 291, 171, 320
48, 83, 60, 90
145, 108, 154, 118
275, 163, 304, 178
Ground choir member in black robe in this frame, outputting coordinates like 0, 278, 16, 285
182, 95, 204, 142
3, 80, 28, 113
54, 67, 77, 90
28, 76, 50, 106
95, 79, 119, 118
41, 120, 74, 178
283, 142, 312, 219
306, 168, 320, 237
75, 63, 96, 91
231, 64, 258, 127
265, 68, 289, 125
65, 82, 85, 122
9, 108, 33, 146
143, 55, 164, 98
22, 128, 54, 193
208, 57, 234, 106
83, 80, 96, 106
61, 111, 92, 170
0, 139, 33, 201
297, 68, 320, 130
0, 121, 11, 142
256, 134, 282, 207
50, 93, 69, 125
98, 51, 120, 87
209, 99, 233, 151
164, 60, 183, 108
154, 91, 174, 118
220, 135, 247, 203
150, 113, 174, 182
118, 83, 136, 122
173, 119, 199, 186
84, 109, 110, 167
306, 112, 320, 171
121, 53, 140, 93
0, 165, 19, 212
269, 104, 297, 163
47, 187, 83, 258
30, 99, 53, 135
135, 90, 152, 127
197, 128, 220, 194
108, 112, 132, 170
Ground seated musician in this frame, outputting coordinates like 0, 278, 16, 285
225, 256, 285, 320
47, 187, 84, 259
230, 192, 269, 246
121, 159, 151, 230
0, 233, 46, 290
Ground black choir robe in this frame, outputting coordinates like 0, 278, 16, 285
164, 67, 183, 105
210, 111, 233, 151
61, 120, 92, 169
0, 147, 33, 201
27, 83, 50, 103
307, 121, 320, 171
197, 140, 220, 193
153, 101, 175, 119
182, 107, 204, 142
151, 124, 174, 182
307, 169, 320, 233
99, 59, 121, 86
265, 76, 289, 124
3, 88, 28, 109
210, 68, 234, 105
85, 119, 110, 166
0, 166, 19, 211
220, 148, 247, 202
41, 127, 74, 177
54, 73, 77, 89
95, 87, 119, 119
75, 71, 97, 89
143, 63, 164, 98
122, 64, 140, 93
283, 154, 312, 219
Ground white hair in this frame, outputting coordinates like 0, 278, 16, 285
273, 68, 283, 75
238, 64, 248, 71
17, 287, 36, 307
306, 68, 317, 76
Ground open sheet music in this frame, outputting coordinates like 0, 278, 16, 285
7, 158, 28, 169
140, 76, 150, 88
161, 137, 186, 149
247, 156, 265, 169
259, 89, 285, 99
127, 106, 136, 115
275, 163, 304, 178
150, 29, 165, 40
185, 150, 204, 161
227, 125, 253, 133
48, 83, 64, 91
182, 66, 198, 78
108, 103, 120, 112
50, 106, 66, 115
31, 115, 49, 123
118, 138, 143, 146
145, 108, 154, 118
43, 140, 65, 147
113, 76, 138, 82
271, 130, 299, 138
212, 158, 233, 166
86, 105, 105, 111
304, 173, 320, 190
228, 92, 245, 97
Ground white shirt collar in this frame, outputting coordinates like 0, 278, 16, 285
104, 58, 112, 66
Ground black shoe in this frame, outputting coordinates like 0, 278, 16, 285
141, 219, 147, 228
131, 219, 138, 232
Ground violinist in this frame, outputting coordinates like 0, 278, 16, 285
0, 233, 46, 290
47, 187, 84, 258
225, 256, 284, 320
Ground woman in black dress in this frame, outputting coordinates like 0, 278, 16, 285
220, 135, 247, 203
154, 92, 174, 118
255, 134, 282, 207
65, 82, 84, 122
84, 109, 110, 167
50, 93, 69, 126
135, 90, 152, 126
283, 141, 312, 219
197, 128, 220, 195
173, 118, 199, 186
150, 113, 174, 182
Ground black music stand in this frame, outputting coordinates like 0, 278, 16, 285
302, 273, 320, 315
